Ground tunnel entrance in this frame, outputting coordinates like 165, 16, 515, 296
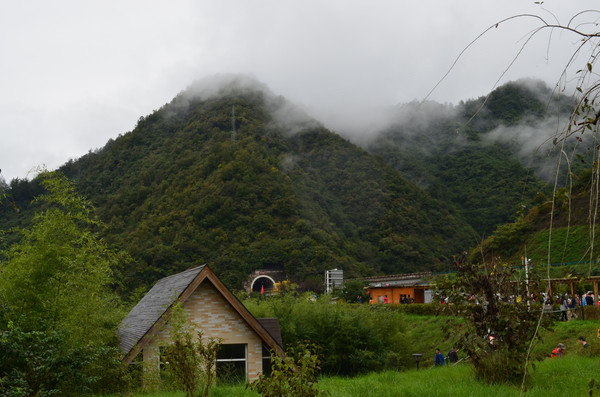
250, 275, 276, 293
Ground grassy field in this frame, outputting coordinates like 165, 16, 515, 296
124, 356, 600, 397
320, 357, 600, 397
401, 312, 600, 365
114, 317, 600, 397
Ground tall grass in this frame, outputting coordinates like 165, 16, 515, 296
114, 316, 600, 397
400, 313, 464, 368
123, 356, 600, 397
320, 356, 600, 397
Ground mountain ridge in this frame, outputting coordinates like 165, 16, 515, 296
45, 76, 475, 289
3, 75, 578, 291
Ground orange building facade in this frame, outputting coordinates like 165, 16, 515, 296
364, 272, 432, 304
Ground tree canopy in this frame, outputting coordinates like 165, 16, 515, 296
0, 171, 124, 346
1, 85, 479, 291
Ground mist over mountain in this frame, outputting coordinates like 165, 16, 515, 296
1, 75, 479, 290
361, 78, 582, 236
2, 75, 587, 291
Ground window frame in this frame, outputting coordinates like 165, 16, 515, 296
216, 343, 247, 383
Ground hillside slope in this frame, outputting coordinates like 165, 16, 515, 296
367, 80, 573, 236
1, 77, 477, 290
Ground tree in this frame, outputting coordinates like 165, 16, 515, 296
0, 170, 129, 395
436, 254, 551, 385
0, 170, 124, 345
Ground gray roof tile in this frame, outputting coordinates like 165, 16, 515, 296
257, 318, 283, 347
119, 265, 205, 355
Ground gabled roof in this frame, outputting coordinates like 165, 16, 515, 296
257, 318, 283, 347
119, 265, 205, 357
119, 265, 283, 363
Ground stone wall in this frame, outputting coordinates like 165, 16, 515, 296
142, 280, 264, 383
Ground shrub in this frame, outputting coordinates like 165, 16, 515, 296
0, 325, 129, 396
243, 293, 407, 375
394, 303, 441, 316
247, 342, 327, 397
163, 303, 222, 397
582, 306, 600, 320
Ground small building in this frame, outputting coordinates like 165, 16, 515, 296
119, 265, 283, 384
365, 272, 433, 304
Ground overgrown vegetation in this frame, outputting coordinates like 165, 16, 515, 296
247, 342, 326, 397
0, 171, 130, 396
436, 254, 552, 385
242, 291, 406, 375
163, 303, 222, 397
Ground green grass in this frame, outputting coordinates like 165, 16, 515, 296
109, 386, 258, 397
529, 226, 592, 264
320, 357, 600, 397
400, 313, 464, 368
534, 317, 600, 360
403, 310, 600, 365
122, 356, 600, 397
108, 318, 600, 397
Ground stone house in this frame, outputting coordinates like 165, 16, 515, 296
119, 265, 283, 383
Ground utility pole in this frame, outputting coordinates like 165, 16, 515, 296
231, 105, 236, 143
523, 245, 531, 311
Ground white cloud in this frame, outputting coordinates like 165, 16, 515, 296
0, 0, 598, 181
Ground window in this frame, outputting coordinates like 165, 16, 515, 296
216, 344, 246, 385
262, 344, 273, 377
159, 346, 168, 379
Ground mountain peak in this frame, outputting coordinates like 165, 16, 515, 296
182, 73, 273, 102
165, 74, 320, 135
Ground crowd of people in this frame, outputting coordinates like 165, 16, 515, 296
430, 291, 599, 367
433, 335, 591, 367
543, 291, 599, 321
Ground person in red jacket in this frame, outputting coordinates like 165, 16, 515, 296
551, 343, 565, 358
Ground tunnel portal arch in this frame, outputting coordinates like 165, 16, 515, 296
250, 275, 276, 293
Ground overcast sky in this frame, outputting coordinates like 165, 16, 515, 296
1, 0, 598, 182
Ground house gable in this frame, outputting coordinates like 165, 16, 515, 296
153, 280, 265, 379
182, 280, 261, 341
119, 265, 283, 366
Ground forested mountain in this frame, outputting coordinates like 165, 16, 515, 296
0, 76, 477, 290
366, 79, 575, 236
4, 77, 586, 291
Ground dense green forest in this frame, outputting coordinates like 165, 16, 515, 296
4, 77, 592, 291
367, 79, 579, 236
0, 79, 478, 291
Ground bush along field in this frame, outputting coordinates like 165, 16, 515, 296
242, 292, 409, 375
